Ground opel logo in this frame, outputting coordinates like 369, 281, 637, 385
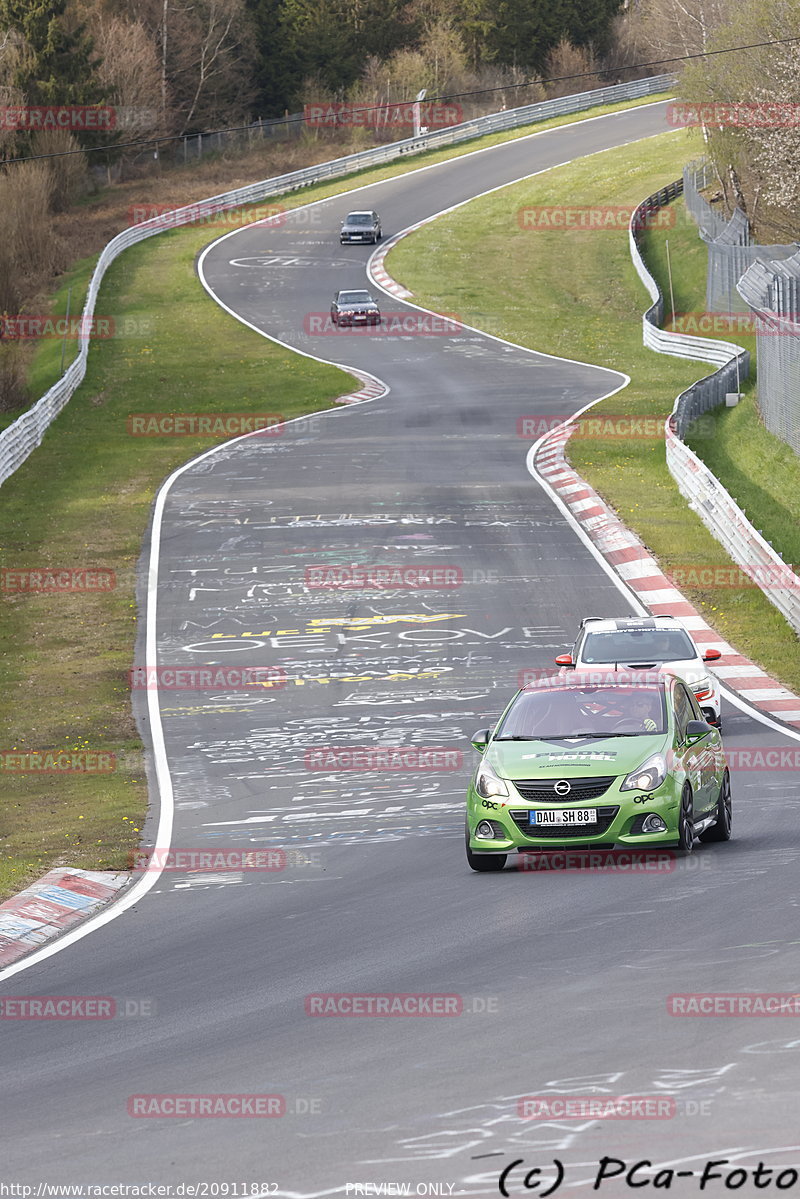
554, 779, 571, 796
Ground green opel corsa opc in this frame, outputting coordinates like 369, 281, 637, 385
465, 670, 731, 872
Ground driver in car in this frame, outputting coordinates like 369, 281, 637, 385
628, 691, 659, 731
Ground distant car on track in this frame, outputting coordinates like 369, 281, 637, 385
330, 290, 381, 326
340, 211, 382, 244
465, 670, 731, 872
554, 616, 722, 727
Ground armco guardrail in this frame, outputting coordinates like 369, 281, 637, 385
629, 184, 800, 633
0, 74, 674, 490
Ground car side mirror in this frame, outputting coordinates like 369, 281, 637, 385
471, 728, 490, 751
685, 719, 712, 742
555, 653, 573, 666
703, 648, 721, 661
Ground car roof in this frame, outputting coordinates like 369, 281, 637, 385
344, 211, 375, 217
579, 615, 686, 633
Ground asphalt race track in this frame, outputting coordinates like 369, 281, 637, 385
2, 101, 800, 1195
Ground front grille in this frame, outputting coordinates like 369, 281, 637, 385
509, 806, 619, 838
511, 776, 615, 803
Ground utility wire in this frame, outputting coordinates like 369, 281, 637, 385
2, 33, 799, 165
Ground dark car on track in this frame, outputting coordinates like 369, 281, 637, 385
340, 211, 382, 244
330, 290, 382, 326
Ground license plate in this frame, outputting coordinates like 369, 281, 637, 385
529, 808, 597, 825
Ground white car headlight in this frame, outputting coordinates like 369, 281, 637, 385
621, 752, 667, 793
474, 762, 510, 799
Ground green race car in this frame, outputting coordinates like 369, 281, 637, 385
465, 670, 731, 872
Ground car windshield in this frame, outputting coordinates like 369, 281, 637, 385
495, 685, 667, 738
338, 291, 373, 304
346, 214, 373, 225
581, 628, 696, 664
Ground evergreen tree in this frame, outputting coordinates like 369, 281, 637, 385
0, 0, 102, 106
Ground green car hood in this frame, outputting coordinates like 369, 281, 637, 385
485, 734, 666, 780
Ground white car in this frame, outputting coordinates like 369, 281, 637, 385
555, 616, 722, 727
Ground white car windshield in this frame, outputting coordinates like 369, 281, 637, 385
581, 629, 696, 663
338, 292, 373, 304
495, 685, 667, 739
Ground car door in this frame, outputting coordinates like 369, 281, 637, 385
673, 680, 714, 815
685, 685, 721, 815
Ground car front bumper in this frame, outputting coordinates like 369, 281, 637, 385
466, 780, 682, 853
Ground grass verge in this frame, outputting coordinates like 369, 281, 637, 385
0, 91, 673, 901
387, 128, 800, 689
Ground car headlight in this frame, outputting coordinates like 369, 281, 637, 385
690, 676, 713, 699
620, 752, 667, 792
474, 761, 510, 799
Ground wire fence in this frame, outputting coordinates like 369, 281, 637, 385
683, 158, 797, 313
177, 113, 305, 163
737, 254, 800, 456
629, 185, 800, 634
